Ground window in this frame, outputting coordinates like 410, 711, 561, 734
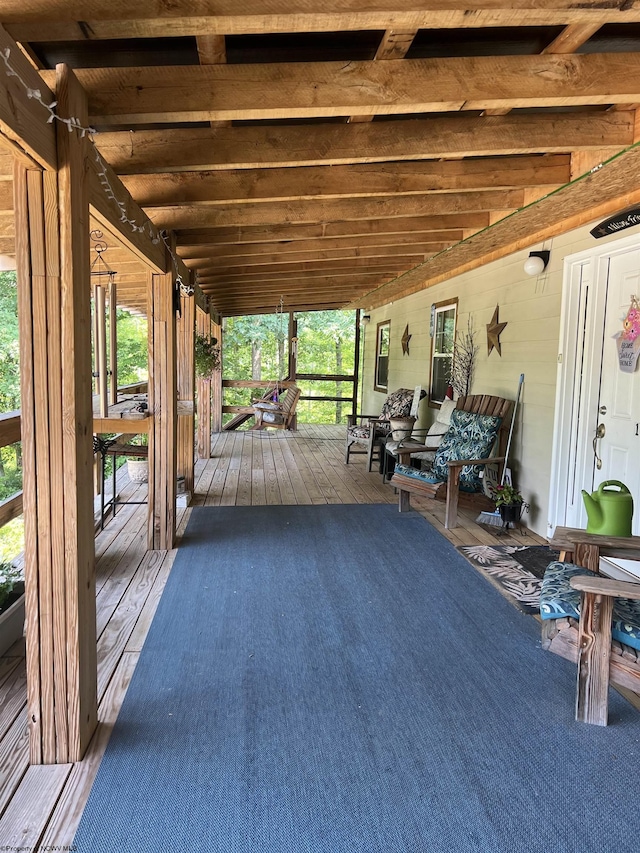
429, 300, 457, 405
374, 321, 390, 392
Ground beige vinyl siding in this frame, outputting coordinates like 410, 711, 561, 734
360, 218, 640, 537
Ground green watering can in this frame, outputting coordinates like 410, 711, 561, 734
581, 480, 634, 537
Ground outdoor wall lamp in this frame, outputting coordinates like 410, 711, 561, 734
361, 314, 371, 326
524, 250, 550, 276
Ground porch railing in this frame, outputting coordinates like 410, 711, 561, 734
0, 410, 22, 533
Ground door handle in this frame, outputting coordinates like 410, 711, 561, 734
593, 422, 606, 470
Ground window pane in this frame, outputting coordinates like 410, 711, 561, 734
375, 321, 390, 391
430, 304, 456, 404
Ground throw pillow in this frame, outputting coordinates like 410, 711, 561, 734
430, 409, 502, 491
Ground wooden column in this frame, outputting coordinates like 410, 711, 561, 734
211, 316, 223, 435
14, 62, 98, 764
177, 287, 195, 492
147, 262, 177, 550
196, 306, 212, 458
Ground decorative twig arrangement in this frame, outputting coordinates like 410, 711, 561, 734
451, 316, 478, 398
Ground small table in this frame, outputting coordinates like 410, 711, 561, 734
93, 436, 148, 529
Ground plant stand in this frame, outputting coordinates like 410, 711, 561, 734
497, 502, 525, 535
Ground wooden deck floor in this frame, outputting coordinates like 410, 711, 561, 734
0, 425, 543, 845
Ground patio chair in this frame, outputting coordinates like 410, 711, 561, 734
345, 387, 424, 471
389, 394, 511, 529
382, 397, 456, 480
541, 527, 640, 725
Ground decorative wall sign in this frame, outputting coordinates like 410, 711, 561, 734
401, 324, 412, 355
486, 305, 507, 357
591, 206, 640, 239
614, 295, 640, 373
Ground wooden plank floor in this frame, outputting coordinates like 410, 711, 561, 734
0, 425, 543, 844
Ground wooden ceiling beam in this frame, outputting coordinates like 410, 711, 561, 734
122, 156, 571, 207
0, 25, 56, 169
87, 153, 167, 272
196, 256, 427, 279
94, 113, 634, 174
175, 215, 490, 245
216, 302, 347, 317
39, 55, 640, 125
185, 242, 451, 273
148, 190, 525, 230
178, 236, 456, 268
8, 4, 640, 41
353, 142, 640, 310
199, 268, 410, 286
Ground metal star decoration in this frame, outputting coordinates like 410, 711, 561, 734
486, 305, 507, 356
401, 324, 411, 355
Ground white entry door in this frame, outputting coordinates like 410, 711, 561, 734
593, 249, 640, 517
551, 238, 640, 578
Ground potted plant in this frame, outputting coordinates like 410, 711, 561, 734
194, 333, 220, 379
0, 560, 25, 657
126, 433, 149, 483
494, 482, 526, 524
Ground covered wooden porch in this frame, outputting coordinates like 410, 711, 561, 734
0, 425, 541, 844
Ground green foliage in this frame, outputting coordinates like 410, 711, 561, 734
0, 443, 22, 502
0, 557, 22, 610
114, 309, 148, 385
222, 310, 357, 424
0, 518, 23, 564
195, 333, 220, 378
0, 272, 19, 413
493, 483, 523, 506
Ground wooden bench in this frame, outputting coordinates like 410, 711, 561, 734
542, 527, 640, 725
252, 385, 301, 430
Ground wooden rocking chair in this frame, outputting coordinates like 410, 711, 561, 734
390, 394, 512, 529
542, 527, 640, 725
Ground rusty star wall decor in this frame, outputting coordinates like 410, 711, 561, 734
486, 305, 507, 356
401, 324, 412, 355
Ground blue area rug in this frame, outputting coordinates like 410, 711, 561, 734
74, 504, 640, 853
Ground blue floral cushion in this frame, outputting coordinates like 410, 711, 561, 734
540, 561, 640, 652
539, 561, 593, 620
430, 409, 502, 492
393, 463, 440, 484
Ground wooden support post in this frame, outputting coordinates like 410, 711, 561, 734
14, 62, 98, 764
177, 286, 195, 493
147, 261, 177, 550
576, 591, 614, 726
211, 317, 222, 434
196, 306, 212, 458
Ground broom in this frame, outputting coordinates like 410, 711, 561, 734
476, 373, 524, 527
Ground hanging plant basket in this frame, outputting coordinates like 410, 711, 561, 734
195, 333, 221, 379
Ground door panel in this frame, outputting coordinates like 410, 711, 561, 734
595, 249, 640, 537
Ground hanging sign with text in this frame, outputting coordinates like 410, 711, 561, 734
591, 206, 640, 239
614, 296, 640, 373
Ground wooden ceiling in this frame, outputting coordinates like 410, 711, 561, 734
4, 3, 640, 316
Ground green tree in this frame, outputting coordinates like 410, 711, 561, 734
0, 272, 19, 414
113, 309, 148, 386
